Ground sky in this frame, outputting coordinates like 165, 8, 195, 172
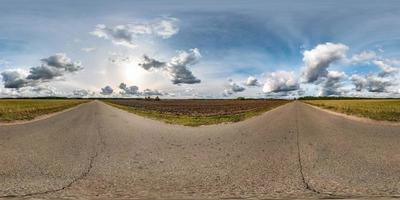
1, 0, 400, 98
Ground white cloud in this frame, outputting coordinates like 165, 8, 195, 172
142, 88, 163, 96
301, 42, 348, 83
350, 58, 399, 94
263, 71, 299, 93
91, 17, 179, 48
372, 60, 399, 77
245, 76, 260, 86
138, 48, 201, 85
0, 85, 64, 98
72, 89, 95, 97
81, 47, 96, 52
223, 79, 245, 96
350, 51, 376, 64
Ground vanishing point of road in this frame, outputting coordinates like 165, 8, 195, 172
0, 101, 399, 199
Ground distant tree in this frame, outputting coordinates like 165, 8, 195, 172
155, 96, 160, 101
236, 97, 245, 100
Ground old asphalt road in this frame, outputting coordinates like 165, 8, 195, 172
0, 101, 399, 199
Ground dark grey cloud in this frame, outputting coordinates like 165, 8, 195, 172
138, 48, 201, 85
319, 71, 346, 96
351, 74, 392, 93
1, 70, 29, 89
119, 83, 139, 95
27, 65, 64, 81
1, 53, 82, 89
350, 58, 399, 93
138, 55, 166, 70
40, 53, 82, 72
301, 43, 348, 83
100, 85, 113, 95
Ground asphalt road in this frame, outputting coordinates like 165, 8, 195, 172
0, 101, 399, 199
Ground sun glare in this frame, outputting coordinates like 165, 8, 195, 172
123, 61, 146, 83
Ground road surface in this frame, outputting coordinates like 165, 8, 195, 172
0, 101, 399, 199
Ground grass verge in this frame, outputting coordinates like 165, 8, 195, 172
304, 99, 400, 122
0, 99, 89, 122
105, 100, 288, 126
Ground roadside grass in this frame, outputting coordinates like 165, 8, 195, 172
304, 99, 400, 122
105, 100, 288, 126
0, 99, 89, 122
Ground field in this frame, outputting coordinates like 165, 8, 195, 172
0, 99, 89, 122
105, 99, 289, 126
304, 99, 400, 122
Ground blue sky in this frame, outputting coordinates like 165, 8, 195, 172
0, 0, 400, 98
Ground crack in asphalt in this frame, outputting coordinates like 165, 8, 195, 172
0, 109, 105, 199
294, 102, 325, 197
293, 102, 400, 199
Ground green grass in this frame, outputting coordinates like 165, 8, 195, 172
304, 99, 400, 122
0, 99, 89, 122
105, 101, 288, 126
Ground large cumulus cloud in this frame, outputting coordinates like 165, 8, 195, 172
91, 17, 179, 48
263, 71, 299, 93
138, 48, 201, 85
301, 42, 348, 83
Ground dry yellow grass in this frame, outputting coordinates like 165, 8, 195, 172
304, 99, 400, 122
0, 99, 89, 122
